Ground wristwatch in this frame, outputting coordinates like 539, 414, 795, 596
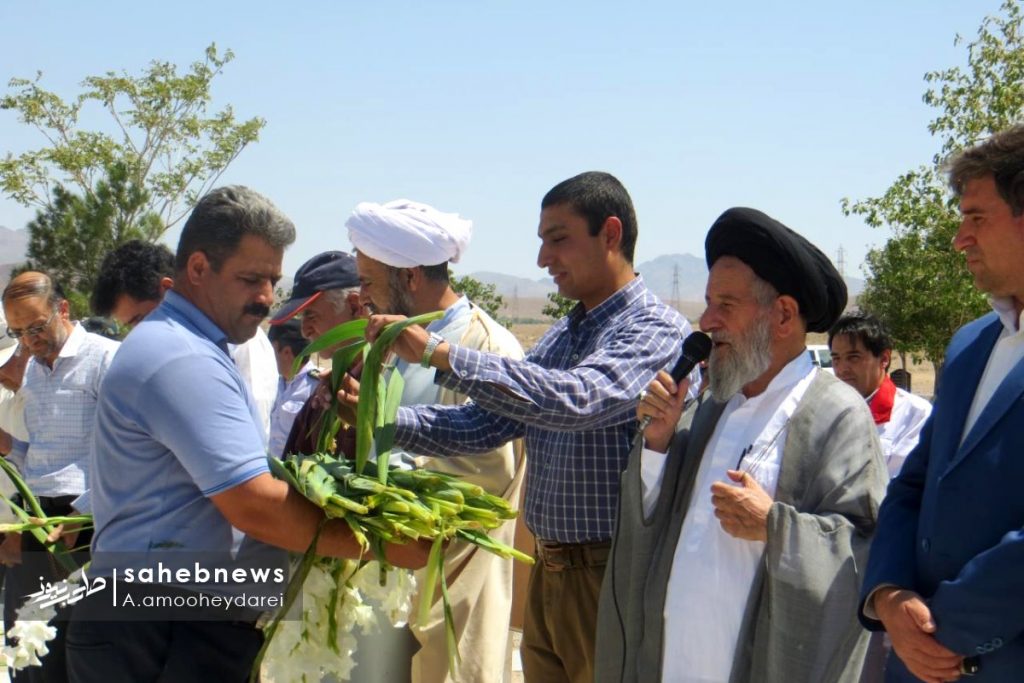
421, 333, 444, 368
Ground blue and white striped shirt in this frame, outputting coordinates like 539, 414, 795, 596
269, 361, 319, 458
9, 322, 119, 497
396, 276, 698, 543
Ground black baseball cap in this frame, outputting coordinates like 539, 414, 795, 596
270, 251, 360, 325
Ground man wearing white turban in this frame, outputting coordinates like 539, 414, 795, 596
346, 199, 526, 683
347, 199, 473, 274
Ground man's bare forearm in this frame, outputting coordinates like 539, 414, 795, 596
212, 473, 428, 568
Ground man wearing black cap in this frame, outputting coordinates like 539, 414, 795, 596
269, 251, 363, 456
596, 207, 888, 683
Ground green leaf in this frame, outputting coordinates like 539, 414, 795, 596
330, 340, 367, 392
0, 459, 87, 572
374, 371, 406, 484
418, 533, 445, 626
438, 560, 461, 671
292, 319, 369, 376
841, 0, 1020, 371
267, 456, 301, 488
354, 311, 444, 474
313, 339, 369, 453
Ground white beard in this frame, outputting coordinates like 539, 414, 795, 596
708, 312, 773, 400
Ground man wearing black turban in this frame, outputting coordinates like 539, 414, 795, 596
704, 207, 848, 333
596, 208, 888, 683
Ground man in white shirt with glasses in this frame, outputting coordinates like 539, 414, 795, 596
2, 271, 119, 683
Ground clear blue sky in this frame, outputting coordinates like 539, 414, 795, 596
0, 1, 996, 281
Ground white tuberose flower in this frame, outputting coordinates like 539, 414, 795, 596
261, 558, 416, 682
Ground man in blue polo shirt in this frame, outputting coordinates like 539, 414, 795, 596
67, 186, 425, 682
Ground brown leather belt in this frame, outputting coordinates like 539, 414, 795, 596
535, 540, 611, 571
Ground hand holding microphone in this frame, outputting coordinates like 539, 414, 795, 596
637, 332, 711, 451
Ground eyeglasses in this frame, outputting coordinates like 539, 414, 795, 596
6, 310, 58, 339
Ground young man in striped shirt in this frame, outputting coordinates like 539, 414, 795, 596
361, 172, 699, 683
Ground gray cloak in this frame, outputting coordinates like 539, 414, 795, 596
596, 371, 888, 682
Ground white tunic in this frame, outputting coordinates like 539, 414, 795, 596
0, 386, 27, 443
641, 352, 817, 682
876, 387, 931, 477
230, 326, 279, 445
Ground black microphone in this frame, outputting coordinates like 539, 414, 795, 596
638, 331, 712, 429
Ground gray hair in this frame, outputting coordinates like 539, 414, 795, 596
175, 186, 296, 271
321, 287, 360, 314
750, 273, 779, 309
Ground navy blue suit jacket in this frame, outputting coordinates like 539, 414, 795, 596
861, 312, 1024, 681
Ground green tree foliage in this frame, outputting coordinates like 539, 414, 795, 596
15, 163, 161, 316
842, 0, 1024, 369
1, 44, 263, 237
450, 272, 506, 320
1, 44, 263, 316
542, 291, 576, 321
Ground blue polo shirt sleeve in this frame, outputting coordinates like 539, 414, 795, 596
137, 354, 268, 496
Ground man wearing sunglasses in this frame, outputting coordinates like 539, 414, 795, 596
1, 271, 120, 683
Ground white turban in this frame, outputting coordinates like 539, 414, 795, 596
345, 199, 473, 268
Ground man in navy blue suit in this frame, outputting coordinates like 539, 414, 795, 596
861, 125, 1024, 682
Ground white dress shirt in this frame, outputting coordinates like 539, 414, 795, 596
640, 351, 817, 682
962, 297, 1024, 440
230, 326, 278, 445
10, 323, 119, 496
268, 360, 319, 458
876, 387, 932, 477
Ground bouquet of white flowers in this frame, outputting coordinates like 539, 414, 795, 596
261, 558, 416, 682
0, 459, 93, 675
251, 313, 533, 682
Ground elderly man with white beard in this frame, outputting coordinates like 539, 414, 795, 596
595, 207, 889, 683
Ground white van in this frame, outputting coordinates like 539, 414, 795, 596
807, 345, 834, 374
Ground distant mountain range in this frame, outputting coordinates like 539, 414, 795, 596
0, 226, 863, 304
467, 253, 864, 303
0, 226, 29, 285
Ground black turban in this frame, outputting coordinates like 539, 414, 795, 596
704, 207, 847, 333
